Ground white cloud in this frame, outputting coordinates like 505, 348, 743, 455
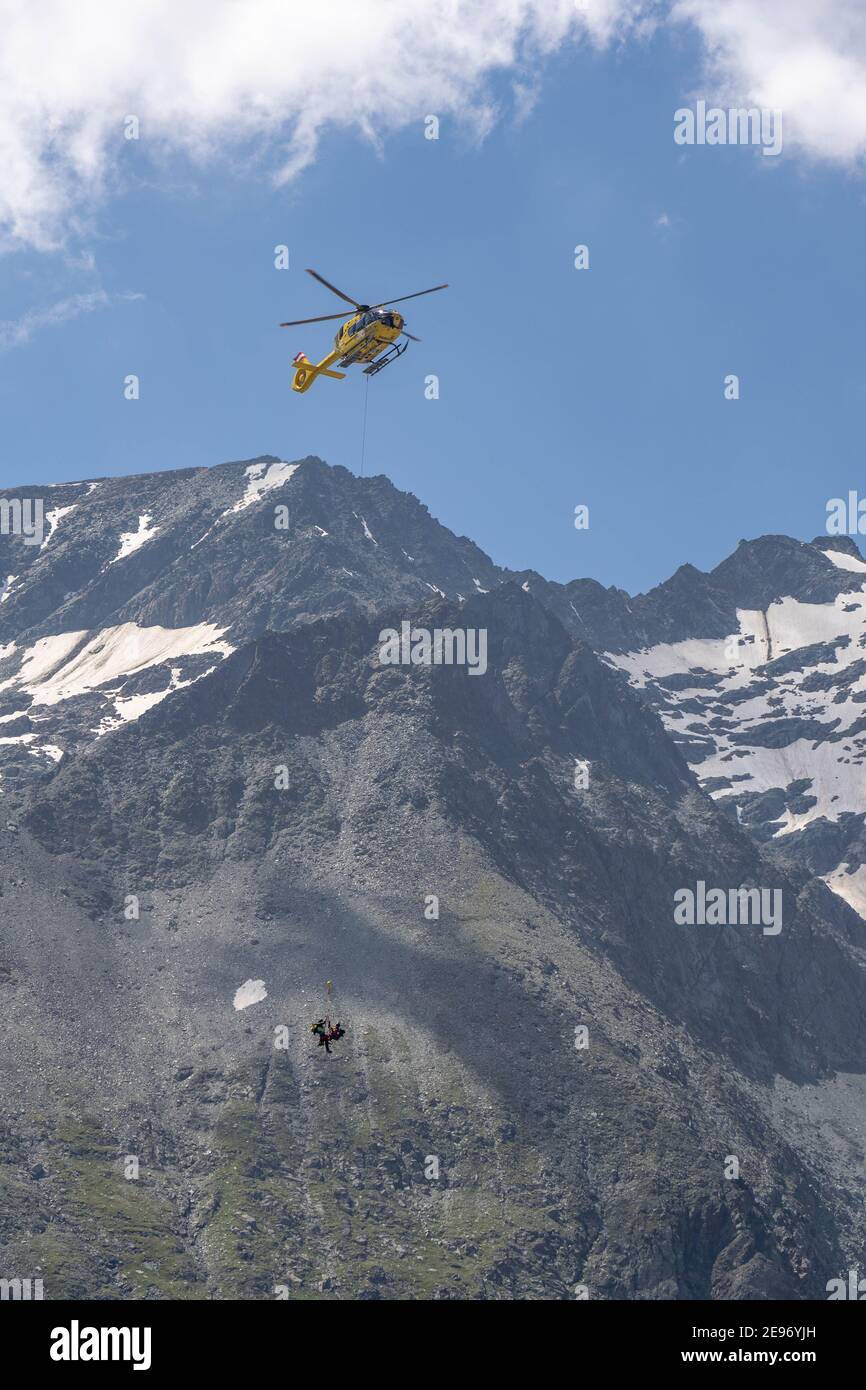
0, 0, 865, 255
672, 0, 866, 166
0, 0, 598, 253
0, 291, 108, 347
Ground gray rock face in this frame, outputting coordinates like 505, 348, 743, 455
1, 456, 865, 1300
0, 457, 503, 647
594, 534, 866, 921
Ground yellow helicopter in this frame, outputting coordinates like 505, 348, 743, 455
280, 268, 448, 394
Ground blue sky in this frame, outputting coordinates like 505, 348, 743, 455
2, 5, 865, 595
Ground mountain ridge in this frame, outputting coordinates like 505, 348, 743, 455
2, 453, 866, 1300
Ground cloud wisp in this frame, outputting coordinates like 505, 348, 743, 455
0, 289, 144, 349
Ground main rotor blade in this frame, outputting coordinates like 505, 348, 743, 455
279, 312, 349, 326
374, 284, 448, 309
305, 268, 362, 307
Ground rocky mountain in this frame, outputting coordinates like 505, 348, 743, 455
594, 534, 866, 920
1, 455, 865, 1301
0, 456, 504, 793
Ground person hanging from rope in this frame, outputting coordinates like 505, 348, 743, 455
310, 1016, 345, 1054
312, 977, 347, 1055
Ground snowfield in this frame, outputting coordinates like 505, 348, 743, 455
0, 621, 233, 706
223, 460, 300, 516
39, 504, 76, 551
823, 548, 866, 574
0, 621, 234, 785
607, 584, 866, 918
109, 513, 158, 564
233, 980, 267, 1010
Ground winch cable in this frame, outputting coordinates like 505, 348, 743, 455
359, 375, 370, 478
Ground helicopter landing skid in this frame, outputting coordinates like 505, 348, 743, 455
363, 341, 408, 376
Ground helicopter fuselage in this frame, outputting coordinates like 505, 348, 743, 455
335, 307, 404, 363
292, 308, 406, 393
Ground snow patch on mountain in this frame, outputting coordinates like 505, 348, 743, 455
110, 513, 158, 564
353, 512, 377, 544
0, 622, 233, 706
609, 611, 770, 688
0, 632, 82, 693
233, 980, 267, 1010
822, 862, 866, 917
607, 588, 866, 856
224, 461, 300, 516
823, 548, 866, 574
612, 593, 866, 693
39, 504, 76, 551
603, 576, 866, 922
110, 665, 214, 727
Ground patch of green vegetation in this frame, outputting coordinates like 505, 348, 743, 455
36, 1114, 202, 1300
198, 1057, 307, 1298
257, 1025, 573, 1299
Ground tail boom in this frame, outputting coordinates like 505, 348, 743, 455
292, 350, 346, 393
